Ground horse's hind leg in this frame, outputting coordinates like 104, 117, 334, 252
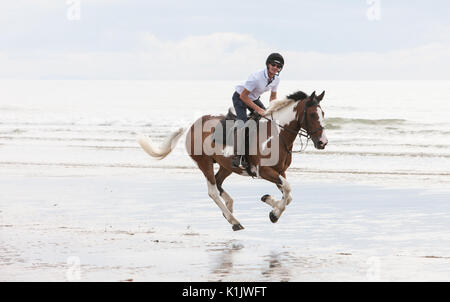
215, 166, 233, 213
196, 157, 244, 231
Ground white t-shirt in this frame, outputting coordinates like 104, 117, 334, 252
235, 69, 280, 101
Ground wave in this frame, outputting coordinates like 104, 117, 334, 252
325, 117, 407, 127
0, 136, 138, 143
68, 145, 140, 150
0, 127, 139, 135
394, 129, 450, 136
292, 150, 450, 158
1, 161, 449, 177
0, 129, 27, 134
0, 121, 158, 128
286, 168, 450, 177
327, 142, 450, 149
0, 161, 196, 170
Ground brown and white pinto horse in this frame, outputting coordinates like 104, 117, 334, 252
138, 91, 327, 231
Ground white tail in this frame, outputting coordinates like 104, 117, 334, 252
137, 127, 185, 160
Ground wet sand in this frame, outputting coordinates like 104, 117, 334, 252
1, 169, 450, 281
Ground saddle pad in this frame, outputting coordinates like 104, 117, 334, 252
212, 108, 237, 146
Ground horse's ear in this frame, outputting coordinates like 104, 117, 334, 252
317, 91, 325, 102
310, 91, 316, 99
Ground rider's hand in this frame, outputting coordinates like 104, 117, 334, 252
257, 108, 266, 116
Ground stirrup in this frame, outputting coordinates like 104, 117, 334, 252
231, 155, 248, 169
240, 155, 249, 169
231, 155, 240, 168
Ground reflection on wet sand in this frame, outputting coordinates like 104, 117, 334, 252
261, 252, 292, 282
208, 241, 295, 281
209, 240, 244, 280
208, 242, 339, 281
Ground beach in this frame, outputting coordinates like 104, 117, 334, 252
1, 80, 450, 281
1, 167, 450, 282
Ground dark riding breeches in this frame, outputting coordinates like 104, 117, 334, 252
230, 92, 266, 157
232, 91, 266, 128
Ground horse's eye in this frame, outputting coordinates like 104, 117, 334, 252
309, 113, 318, 119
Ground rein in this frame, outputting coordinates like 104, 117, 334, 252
261, 98, 324, 153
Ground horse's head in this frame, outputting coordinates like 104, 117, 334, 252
301, 91, 328, 150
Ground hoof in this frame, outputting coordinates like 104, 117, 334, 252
232, 224, 244, 231
261, 194, 270, 202
269, 211, 279, 223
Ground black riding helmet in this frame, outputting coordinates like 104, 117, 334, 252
266, 53, 284, 71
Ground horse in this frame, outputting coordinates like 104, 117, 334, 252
138, 90, 328, 231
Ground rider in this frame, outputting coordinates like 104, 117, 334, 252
231, 52, 284, 169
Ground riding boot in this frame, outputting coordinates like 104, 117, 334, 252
230, 127, 249, 169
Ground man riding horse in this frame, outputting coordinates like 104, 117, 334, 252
231, 53, 284, 169
138, 53, 329, 231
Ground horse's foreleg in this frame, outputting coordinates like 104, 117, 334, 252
261, 183, 282, 208
269, 176, 292, 223
278, 175, 292, 209
279, 172, 293, 206
259, 168, 292, 223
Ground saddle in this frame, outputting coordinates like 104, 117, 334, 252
212, 107, 261, 146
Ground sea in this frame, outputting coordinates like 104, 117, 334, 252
1, 80, 450, 190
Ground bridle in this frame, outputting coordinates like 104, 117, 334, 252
298, 100, 325, 137
261, 98, 324, 153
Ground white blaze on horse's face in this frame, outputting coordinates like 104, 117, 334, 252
306, 104, 328, 150
307, 106, 328, 150
316, 106, 328, 148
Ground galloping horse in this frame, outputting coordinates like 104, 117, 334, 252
138, 90, 328, 231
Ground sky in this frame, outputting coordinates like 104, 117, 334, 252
1, 0, 450, 80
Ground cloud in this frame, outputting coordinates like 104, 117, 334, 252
0, 32, 449, 80
283, 43, 450, 80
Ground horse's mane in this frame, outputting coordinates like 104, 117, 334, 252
286, 91, 308, 101
264, 91, 308, 116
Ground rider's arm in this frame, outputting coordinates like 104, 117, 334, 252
240, 89, 266, 115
